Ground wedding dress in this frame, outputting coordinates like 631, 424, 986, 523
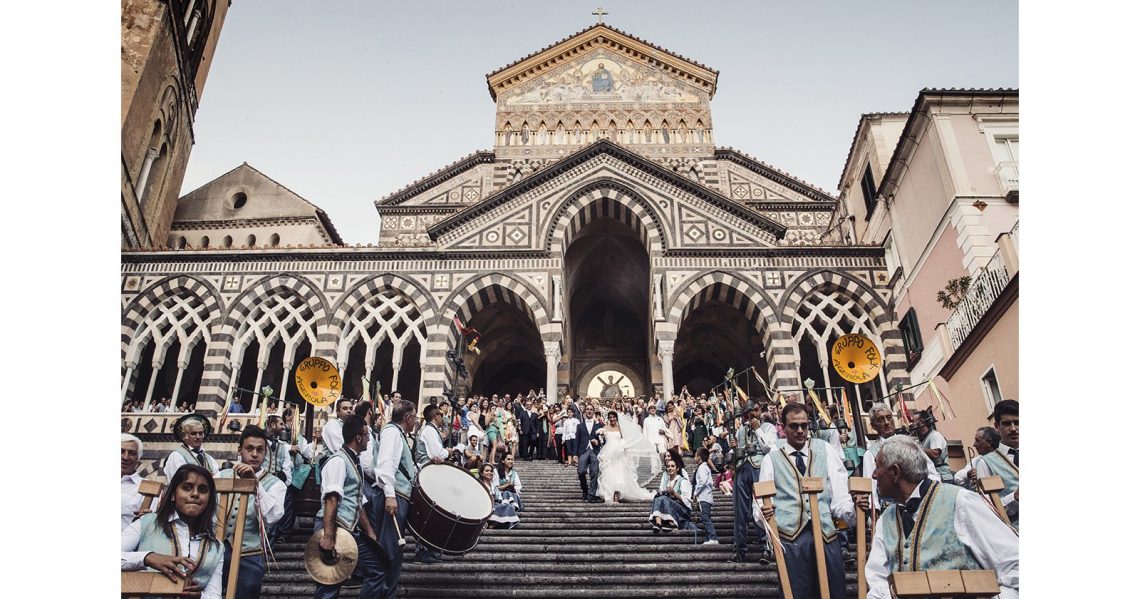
596, 413, 661, 503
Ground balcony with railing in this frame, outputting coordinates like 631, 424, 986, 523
944, 223, 1019, 350
996, 161, 1019, 199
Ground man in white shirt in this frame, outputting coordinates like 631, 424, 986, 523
913, 409, 953, 482
216, 425, 286, 599
371, 400, 418, 598
320, 397, 355, 458
164, 413, 219, 482
862, 403, 938, 510
412, 403, 452, 563
641, 404, 667, 469
954, 426, 1000, 487
858, 435, 1018, 599
757, 403, 853, 599
121, 433, 145, 530
975, 399, 1019, 529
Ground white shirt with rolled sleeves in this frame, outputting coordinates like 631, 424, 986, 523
863, 438, 940, 508
756, 441, 855, 527
321, 418, 345, 455
237, 469, 286, 529
321, 449, 368, 507
374, 425, 410, 499
418, 424, 448, 464
865, 484, 1019, 599
974, 443, 1019, 518
121, 514, 223, 599
953, 454, 988, 486
357, 431, 376, 482
121, 472, 144, 530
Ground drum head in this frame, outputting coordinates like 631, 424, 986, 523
418, 463, 493, 520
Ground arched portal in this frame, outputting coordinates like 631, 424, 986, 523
672, 277, 773, 397
564, 198, 651, 397
453, 282, 544, 397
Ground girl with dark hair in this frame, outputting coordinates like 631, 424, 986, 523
121, 464, 223, 598
649, 458, 694, 533
480, 463, 519, 529
494, 453, 525, 511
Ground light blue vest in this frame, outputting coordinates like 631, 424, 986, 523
981, 449, 1019, 530
414, 424, 441, 467
134, 512, 223, 589
384, 423, 417, 498
316, 448, 364, 531
772, 439, 836, 542
169, 445, 217, 474
262, 440, 290, 478
880, 482, 983, 572
216, 469, 283, 555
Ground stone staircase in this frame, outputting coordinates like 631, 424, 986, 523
260, 458, 857, 597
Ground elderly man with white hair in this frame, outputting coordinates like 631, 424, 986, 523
862, 402, 939, 510
163, 413, 220, 482
858, 435, 1019, 599
121, 433, 146, 530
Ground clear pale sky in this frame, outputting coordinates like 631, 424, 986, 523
181, 0, 1018, 243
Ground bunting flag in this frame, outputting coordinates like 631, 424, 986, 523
732, 381, 749, 407
257, 386, 273, 427
777, 392, 788, 409
752, 368, 777, 403
360, 375, 371, 403
840, 388, 855, 430
453, 316, 482, 355
807, 389, 833, 427
926, 380, 957, 420
292, 401, 302, 447
897, 393, 912, 425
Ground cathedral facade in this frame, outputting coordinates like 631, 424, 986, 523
122, 24, 914, 469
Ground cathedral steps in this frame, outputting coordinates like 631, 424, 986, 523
260, 457, 858, 597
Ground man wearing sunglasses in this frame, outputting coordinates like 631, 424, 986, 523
756, 403, 853, 599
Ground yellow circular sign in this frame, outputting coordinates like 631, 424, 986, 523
831, 334, 882, 384
294, 356, 342, 407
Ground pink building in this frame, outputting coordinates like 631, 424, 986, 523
836, 89, 1018, 451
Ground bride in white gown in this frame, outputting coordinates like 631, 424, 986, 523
596, 410, 661, 503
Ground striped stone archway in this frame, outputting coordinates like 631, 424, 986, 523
546, 178, 669, 257
664, 271, 790, 394
213, 274, 330, 414
427, 272, 552, 403
328, 274, 436, 402
120, 275, 222, 409
780, 270, 908, 410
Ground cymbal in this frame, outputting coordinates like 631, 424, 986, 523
303, 527, 358, 585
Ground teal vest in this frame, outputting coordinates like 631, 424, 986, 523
880, 482, 983, 572
772, 439, 837, 542
414, 424, 441, 467
980, 449, 1019, 530
316, 448, 364, 531
170, 445, 217, 474
216, 469, 283, 555
134, 512, 223, 589
262, 439, 290, 478
384, 423, 417, 498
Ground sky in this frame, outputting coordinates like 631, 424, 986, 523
181, 0, 1018, 244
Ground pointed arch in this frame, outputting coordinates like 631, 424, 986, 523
545, 178, 670, 256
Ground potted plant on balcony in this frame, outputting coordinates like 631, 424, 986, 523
937, 276, 972, 310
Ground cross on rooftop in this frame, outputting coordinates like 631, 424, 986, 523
593, 6, 608, 24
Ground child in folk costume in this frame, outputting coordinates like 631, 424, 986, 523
649, 458, 694, 532
122, 464, 224, 598
480, 463, 519, 529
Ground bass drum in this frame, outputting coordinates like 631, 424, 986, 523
406, 463, 492, 555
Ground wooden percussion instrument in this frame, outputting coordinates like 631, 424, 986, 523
121, 571, 197, 598
214, 477, 258, 599
979, 476, 1012, 526
801, 476, 832, 599
889, 569, 1000, 598
849, 476, 873, 599
753, 480, 793, 599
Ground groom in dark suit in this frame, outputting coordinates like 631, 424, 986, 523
569, 400, 605, 503
519, 398, 539, 460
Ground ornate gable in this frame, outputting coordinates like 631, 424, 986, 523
427, 140, 785, 253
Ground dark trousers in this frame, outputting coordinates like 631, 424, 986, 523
312, 520, 385, 599
699, 500, 718, 541
782, 533, 846, 599
276, 484, 297, 542
368, 494, 410, 599
221, 545, 265, 599
577, 448, 600, 497
733, 462, 767, 551
361, 479, 381, 536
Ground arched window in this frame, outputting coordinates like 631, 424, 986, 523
222, 235, 233, 248
177, 236, 187, 250
246, 234, 257, 247
230, 192, 248, 210
200, 236, 209, 248
270, 233, 280, 247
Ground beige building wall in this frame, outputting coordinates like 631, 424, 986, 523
893, 226, 970, 347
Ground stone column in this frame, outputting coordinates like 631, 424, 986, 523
143, 360, 161, 410
169, 358, 189, 408
653, 274, 664, 321
279, 361, 293, 413
391, 357, 403, 397
134, 147, 158, 199
121, 364, 135, 405
544, 341, 561, 405
552, 275, 563, 321
657, 340, 675, 403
